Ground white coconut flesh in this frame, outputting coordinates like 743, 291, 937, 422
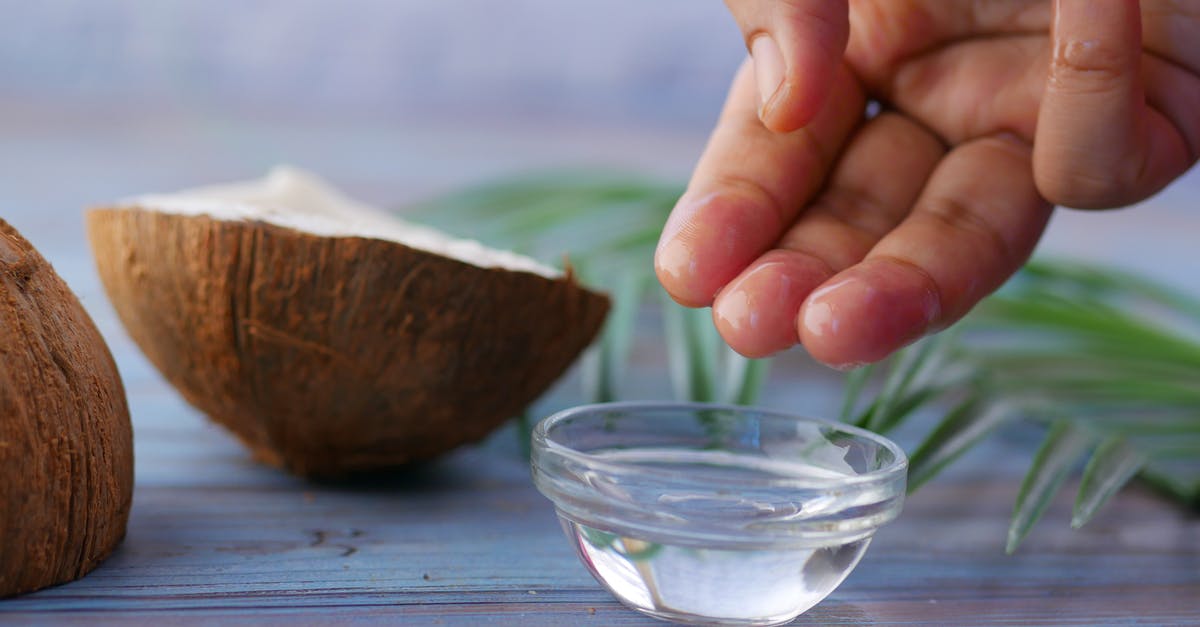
119, 166, 560, 279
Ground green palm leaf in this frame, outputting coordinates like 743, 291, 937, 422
1007, 421, 1095, 553
662, 296, 720, 403
579, 268, 651, 403
408, 170, 1200, 553
906, 398, 1018, 493
1072, 437, 1144, 529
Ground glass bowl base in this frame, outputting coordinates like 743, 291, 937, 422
562, 517, 870, 626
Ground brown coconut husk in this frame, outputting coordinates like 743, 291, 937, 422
86, 208, 609, 477
0, 219, 133, 598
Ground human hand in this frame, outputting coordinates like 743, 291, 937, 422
655, 0, 1199, 368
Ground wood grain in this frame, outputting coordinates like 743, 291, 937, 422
0, 377, 1196, 625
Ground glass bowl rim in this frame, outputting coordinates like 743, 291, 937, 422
532, 400, 909, 489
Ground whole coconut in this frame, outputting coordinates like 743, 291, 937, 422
86, 168, 608, 477
0, 219, 133, 597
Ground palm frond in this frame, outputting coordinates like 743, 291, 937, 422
906, 398, 1018, 492
662, 296, 720, 403
408, 170, 1200, 553
850, 253, 1200, 550
722, 351, 771, 406
1073, 437, 1144, 529
1007, 421, 1095, 553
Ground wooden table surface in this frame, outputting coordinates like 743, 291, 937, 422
2, 107, 1198, 626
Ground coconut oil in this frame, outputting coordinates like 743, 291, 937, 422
532, 403, 907, 626
564, 518, 869, 625
555, 447, 877, 625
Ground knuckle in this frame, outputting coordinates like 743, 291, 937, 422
1049, 38, 1130, 92
781, 1, 848, 52
922, 196, 1017, 269
811, 186, 894, 237
711, 175, 790, 230
1034, 165, 1138, 209
845, 0, 902, 77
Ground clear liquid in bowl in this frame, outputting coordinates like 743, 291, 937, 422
558, 447, 875, 626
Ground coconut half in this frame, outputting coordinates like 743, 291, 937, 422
1, 220, 133, 597
86, 167, 609, 477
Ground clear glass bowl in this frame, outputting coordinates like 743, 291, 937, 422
531, 401, 907, 626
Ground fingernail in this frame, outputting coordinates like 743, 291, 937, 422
751, 35, 785, 120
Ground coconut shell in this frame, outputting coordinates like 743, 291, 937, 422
0, 219, 133, 598
86, 208, 609, 477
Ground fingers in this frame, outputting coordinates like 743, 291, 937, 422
1034, 0, 1191, 208
846, 0, 1050, 88
655, 60, 864, 308
800, 135, 1053, 368
845, 0, 1050, 145
1141, 54, 1200, 168
1141, 0, 1200, 74
724, 0, 850, 132
877, 36, 1047, 144
711, 113, 945, 357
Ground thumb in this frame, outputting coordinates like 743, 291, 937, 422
724, 0, 850, 133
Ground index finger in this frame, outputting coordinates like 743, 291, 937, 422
655, 60, 865, 307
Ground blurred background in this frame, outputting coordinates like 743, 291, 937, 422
0, 1, 755, 479
1, 1, 742, 208
4, 1, 1196, 280
2, 1, 1197, 425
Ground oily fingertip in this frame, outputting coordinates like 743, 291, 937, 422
655, 191, 784, 308
798, 264, 941, 367
713, 251, 833, 359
